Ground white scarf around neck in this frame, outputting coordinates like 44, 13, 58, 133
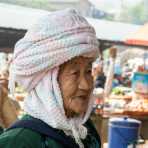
23, 67, 95, 148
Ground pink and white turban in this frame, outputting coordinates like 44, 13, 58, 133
9, 9, 99, 148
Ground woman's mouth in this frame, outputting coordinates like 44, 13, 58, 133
76, 95, 88, 101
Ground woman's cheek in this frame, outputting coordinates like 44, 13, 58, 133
62, 76, 77, 98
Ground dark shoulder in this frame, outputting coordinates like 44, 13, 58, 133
85, 118, 97, 131
84, 119, 101, 147
0, 128, 42, 148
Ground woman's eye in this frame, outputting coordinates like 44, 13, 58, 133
70, 71, 78, 75
86, 69, 92, 74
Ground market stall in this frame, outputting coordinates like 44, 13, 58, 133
92, 44, 148, 146
125, 23, 148, 46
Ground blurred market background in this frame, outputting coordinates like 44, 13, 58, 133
1, 0, 148, 24
0, 0, 148, 147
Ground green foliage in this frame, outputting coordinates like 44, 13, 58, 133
127, 2, 146, 24
117, 2, 148, 25
104, 14, 114, 21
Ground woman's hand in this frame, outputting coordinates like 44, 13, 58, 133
0, 76, 8, 110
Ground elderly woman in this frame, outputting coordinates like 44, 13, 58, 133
0, 9, 101, 148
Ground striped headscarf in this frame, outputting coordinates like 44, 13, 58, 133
9, 9, 99, 148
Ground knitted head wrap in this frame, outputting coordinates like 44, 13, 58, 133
9, 9, 99, 148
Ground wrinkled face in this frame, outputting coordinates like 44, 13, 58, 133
58, 56, 95, 118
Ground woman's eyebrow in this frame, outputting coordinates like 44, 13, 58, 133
71, 60, 78, 66
66, 62, 77, 71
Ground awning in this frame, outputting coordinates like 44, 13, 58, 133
125, 23, 148, 46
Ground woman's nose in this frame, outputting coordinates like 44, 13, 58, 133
78, 76, 90, 90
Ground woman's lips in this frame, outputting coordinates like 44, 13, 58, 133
76, 96, 88, 101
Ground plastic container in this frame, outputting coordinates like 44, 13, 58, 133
108, 117, 141, 148
132, 72, 148, 94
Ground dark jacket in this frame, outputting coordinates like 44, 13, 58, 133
0, 115, 101, 148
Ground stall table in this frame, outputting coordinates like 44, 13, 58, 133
91, 113, 148, 146
103, 140, 148, 148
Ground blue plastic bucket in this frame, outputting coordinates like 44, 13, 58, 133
108, 117, 141, 148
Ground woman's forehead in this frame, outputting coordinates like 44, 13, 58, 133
72, 56, 95, 63
63, 56, 95, 68
82, 51, 99, 58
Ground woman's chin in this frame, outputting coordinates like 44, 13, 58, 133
66, 108, 87, 118
75, 107, 88, 117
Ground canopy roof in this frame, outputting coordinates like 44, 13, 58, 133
125, 23, 148, 46
86, 18, 140, 42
